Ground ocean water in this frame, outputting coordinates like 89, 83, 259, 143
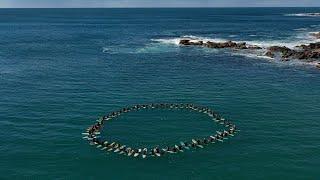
0, 8, 320, 179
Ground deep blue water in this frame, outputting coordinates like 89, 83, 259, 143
0, 8, 320, 179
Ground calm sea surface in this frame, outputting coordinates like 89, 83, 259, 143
0, 8, 319, 179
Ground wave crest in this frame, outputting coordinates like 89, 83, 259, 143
285, 13, 320, 17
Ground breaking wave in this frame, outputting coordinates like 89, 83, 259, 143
285, 13, 320, 17
151, 32, 320, 68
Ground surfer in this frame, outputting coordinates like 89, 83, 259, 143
172, 146, 178, 153
203, 138, 209, 144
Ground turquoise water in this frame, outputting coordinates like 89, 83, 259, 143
0, 8, 320, 179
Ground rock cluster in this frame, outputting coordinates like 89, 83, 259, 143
310, 32, 320, 39
179, 39, 262, 50
265, 42, 320, 60
179, 38, 320, 64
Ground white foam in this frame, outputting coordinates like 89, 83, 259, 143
152, 32, 319, 50
151, 35, 228, 45
232, 50, 320, 68
294, 28, 308, 31
246, 32, 320, 49
285, 13, 320, 17
231, 51, 272, 60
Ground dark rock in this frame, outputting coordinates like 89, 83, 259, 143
297, 42, 320, 50
179, 39, 190, 45
268, 46, 291, 53
236, 42, 247, 49
179, 35, 320, 61
310, 32, 320, 39
265, 51, 275, 58
316, 63, 320, 69
179, 39, 203, 46
308, 42, 320, 50
293, 51, 320, 59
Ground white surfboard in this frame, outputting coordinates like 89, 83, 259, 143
128, 151, 134, 156
114, 149, 120, 153
197, 145, 204, 148
119, 151, 125, 155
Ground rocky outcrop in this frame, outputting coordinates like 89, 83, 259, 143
265, 51, 275, 58
180, 39, 260, 50
179, 39, 204, 46
265, 46, 297, 59
296, 42, 320, 50
310, 32, 320, 39
178, 37, 320, 68
248, 45, 262, 50
264, 44, 320, 60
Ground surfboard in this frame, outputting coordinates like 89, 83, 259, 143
162, 148, 168, 152
174, 145, 183, 152
96, 145, 102, 148
134, 153, 139, 157
128, 151, 134, 156
142, 154, 147, 158
114, 149, 120, 153
180, 142, 190, 150
101, 147, 107, 150
197, 145, 204, 148
119, 151, 125, 155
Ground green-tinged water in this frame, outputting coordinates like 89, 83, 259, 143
0, 8, 319, 179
